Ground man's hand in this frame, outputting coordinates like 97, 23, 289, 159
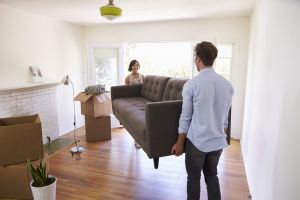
171, 133, 186, 156
171, 142, 184, 156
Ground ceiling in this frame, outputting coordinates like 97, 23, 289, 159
0, 0, 257, 25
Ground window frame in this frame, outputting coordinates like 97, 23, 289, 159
86, 39, 238, 86
213, 38, 239, 82
87, 42, 125, 86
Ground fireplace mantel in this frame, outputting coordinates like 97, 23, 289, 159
0, 82, 60, 93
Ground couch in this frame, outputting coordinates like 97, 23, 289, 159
111, 75, 231, 169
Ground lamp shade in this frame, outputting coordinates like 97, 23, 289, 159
61, 75, 70, 85
100, 0, 122, 20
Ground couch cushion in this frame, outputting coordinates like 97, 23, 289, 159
112, 97, 151, 141
162, 78, 188, 101
113, 97, 151, 115
141, 76, 169, 102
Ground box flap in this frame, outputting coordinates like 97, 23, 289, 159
74, 92, 93, 102
0, 114, 40, 126
93, 92, 111, 103
0, 114, 43, 166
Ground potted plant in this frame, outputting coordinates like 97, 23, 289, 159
27, 159, 57, 200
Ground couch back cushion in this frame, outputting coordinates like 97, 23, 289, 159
162, 78, 189, 101
141, 76, 170, 102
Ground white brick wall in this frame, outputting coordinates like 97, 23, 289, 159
0, 84, 59, 144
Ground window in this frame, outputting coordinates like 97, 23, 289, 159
214, 43, 233, 81
87, 44, 124, 90
93, 48, 119, 89
88, 42, 234, 89
125, 43, 194, 79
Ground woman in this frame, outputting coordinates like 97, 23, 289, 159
125, 60, 145, 149
125, 60, 145, 85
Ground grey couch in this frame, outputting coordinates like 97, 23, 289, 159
111, 75, 231, 169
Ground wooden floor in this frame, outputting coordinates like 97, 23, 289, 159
49, 127, 250, 200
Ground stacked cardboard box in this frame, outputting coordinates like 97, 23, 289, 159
0, 154, 48, 199
0, 114, 46, 199
75, 92, 112, 142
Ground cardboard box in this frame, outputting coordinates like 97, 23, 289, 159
0, 114, 44, 166
75, 92, 112, 118
85, 115, 111, 142
0, 154, 49, 200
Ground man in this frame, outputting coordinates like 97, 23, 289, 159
171, 41, 234, 200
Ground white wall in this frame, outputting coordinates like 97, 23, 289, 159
84, 17, 250, 139
0, 4, 85, 136
242, 0, 300, 199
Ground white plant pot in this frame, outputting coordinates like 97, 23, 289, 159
30, 177, 57, 200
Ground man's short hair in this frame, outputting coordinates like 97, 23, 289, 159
195, 42, 218, 66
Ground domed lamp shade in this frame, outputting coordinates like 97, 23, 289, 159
100, 0, 122, 20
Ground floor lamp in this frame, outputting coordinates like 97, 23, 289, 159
61, 75, 85, 155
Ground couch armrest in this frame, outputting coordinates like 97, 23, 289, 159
145, 100, 182, 158
111, 85, 142, 100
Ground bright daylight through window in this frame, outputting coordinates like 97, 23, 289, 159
214, 44, 233, 81
93, 48, 119, 89
90, 42, 233, 89
125, 42, 233, 81
125, 43, 193, 79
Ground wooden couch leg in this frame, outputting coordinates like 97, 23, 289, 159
153, 158, 159, 169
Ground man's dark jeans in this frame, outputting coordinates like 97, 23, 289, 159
185, 139, 223, 200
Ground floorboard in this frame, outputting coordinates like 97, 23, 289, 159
49, 127, 250, 200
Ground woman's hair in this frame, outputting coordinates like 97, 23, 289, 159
194, 42, 218, 66
128, 60, 140, 72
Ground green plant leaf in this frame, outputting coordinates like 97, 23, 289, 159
27, 158, 53, 187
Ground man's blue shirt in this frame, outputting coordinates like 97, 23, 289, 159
178, 68, 234, 152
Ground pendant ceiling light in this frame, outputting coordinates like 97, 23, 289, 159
100, 0, 122, 21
